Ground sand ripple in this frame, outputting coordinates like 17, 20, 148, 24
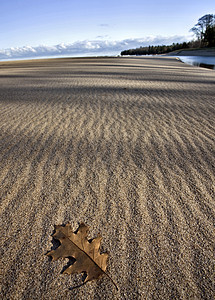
0, 57, 215, 299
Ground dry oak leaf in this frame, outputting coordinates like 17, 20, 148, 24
47, 223, 117, 289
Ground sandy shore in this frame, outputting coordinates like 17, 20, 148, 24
167, 48, 215, 56
0, 57, 215, 299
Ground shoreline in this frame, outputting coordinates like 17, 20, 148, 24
0, 47, 214, 64
165, 47, 215, 57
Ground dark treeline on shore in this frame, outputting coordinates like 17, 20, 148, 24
121, 14, 215, 56
121, 41, 200, 56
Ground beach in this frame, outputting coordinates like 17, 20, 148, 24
166, 48, 215, 56
0, 56, 215, 299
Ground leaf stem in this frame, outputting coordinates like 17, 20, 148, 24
103, 272, 118, 291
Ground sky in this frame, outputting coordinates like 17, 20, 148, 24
0, 0, 214, 60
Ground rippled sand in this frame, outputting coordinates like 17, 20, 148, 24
0, 57, 215, 299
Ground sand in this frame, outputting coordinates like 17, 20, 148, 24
0, 57, 215, 300
166, 48, 215, 56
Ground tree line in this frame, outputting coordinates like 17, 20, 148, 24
121, 14, 215, 56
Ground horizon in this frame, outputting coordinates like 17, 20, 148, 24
0, 0, 214, 61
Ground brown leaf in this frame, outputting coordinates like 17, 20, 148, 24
47, 223, 117, 289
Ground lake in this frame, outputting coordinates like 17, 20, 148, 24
178, 56, 215, 70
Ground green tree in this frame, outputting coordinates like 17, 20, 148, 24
190, 14, 215, 46
204, 25, 215, 47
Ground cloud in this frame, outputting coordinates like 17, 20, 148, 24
0, 35, 191, 60
99, 24, 109, 27
96, 35, 110, 39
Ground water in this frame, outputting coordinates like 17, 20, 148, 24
178, 56, 215, 70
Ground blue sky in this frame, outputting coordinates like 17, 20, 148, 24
0, 0, 214, 59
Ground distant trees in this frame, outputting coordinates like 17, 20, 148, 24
190, 14, 215, 47
121, 42, 191, 56
121, 14, 215, 56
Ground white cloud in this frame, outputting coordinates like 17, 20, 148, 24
0, 35, 191, 60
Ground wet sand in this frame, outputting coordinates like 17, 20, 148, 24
0, 57, 215, 299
